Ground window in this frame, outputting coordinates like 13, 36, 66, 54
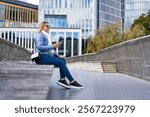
73, 32, 79, 56
65, 0, 67, 8
45, 15, 67, 28
58, 32, 64, 55
66, 32, 72, 57
55, 0, 58, 8
59, 0, 61, 8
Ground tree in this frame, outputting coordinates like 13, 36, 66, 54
84, 36, 96, 53
85, 22, 121, 53
131, 10, 150, 35
85, 22, 145, 53
122, 24, 145, 41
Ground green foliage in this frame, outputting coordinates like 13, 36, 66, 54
85, 36, 96, 53
85, 22, 145, 54
94, 23, 121, 51
85, 22, 121, 53
131, 10, 150, 35
122, 24, 145, 41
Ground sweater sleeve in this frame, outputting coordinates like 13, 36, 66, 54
35, 33, 54, 51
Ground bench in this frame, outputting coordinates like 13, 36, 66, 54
0, 61, 54, 100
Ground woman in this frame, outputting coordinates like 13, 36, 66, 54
34, 21, 83, 89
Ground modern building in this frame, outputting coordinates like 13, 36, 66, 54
97, 0, 121, 28
39, 0, 122, 39
0, 0, 82, 57
121, 0, 125, 30
0, 0, 38, 27
123, 0, 150, 29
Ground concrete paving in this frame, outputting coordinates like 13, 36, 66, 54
47, 64, 150, 100
1, 61, 150, 100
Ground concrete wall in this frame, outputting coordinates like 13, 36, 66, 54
67, 35, 150, 81
0, 38, 31, 61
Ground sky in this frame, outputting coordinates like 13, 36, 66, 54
19, 0, 39, 5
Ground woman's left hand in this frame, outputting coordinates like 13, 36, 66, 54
59, 55, 65, 58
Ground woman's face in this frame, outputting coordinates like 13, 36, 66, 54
43, 23, 50, 32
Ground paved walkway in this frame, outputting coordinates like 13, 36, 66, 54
47, 63, 150, 100
1, 61, 150, 100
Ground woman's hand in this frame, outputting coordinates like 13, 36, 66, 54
53, 42, 61, 48
59, 55, 65, 58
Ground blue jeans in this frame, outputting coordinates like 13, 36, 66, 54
35, 54, 74, 82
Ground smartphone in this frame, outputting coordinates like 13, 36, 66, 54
59, 41, 63, 45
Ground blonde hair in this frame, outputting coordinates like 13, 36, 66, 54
38, 21, 49, 33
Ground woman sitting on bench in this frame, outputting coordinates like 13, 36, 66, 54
34, 21, 83, 89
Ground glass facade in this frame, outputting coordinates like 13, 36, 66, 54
97, 0, 121, 28
58, 32, 64, 55
50, 30, 81, 57
45, 15, 67, 28
0, 3, 5, 27
0, 1, 38, 27
39, 0, 122, 39
39, 0, 97, 39
0, 0, 82, 57
73, 32, 79, 56
121, 0, 125, 30
66, 32, 72, 57
124, 0, 150, 29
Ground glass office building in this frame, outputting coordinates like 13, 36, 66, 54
97, 0, 121, 28
0, 0, 82, 57
38, 0, 97, 39
124, 0, 150, 29
0, 0, 38, 27
39, 0, 121, 39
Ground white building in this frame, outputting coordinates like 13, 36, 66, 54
0, 0, 82, 57
39, 0, 121, 39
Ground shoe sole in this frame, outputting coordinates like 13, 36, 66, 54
57, 82, 70, 89
70, 85, 83, 89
